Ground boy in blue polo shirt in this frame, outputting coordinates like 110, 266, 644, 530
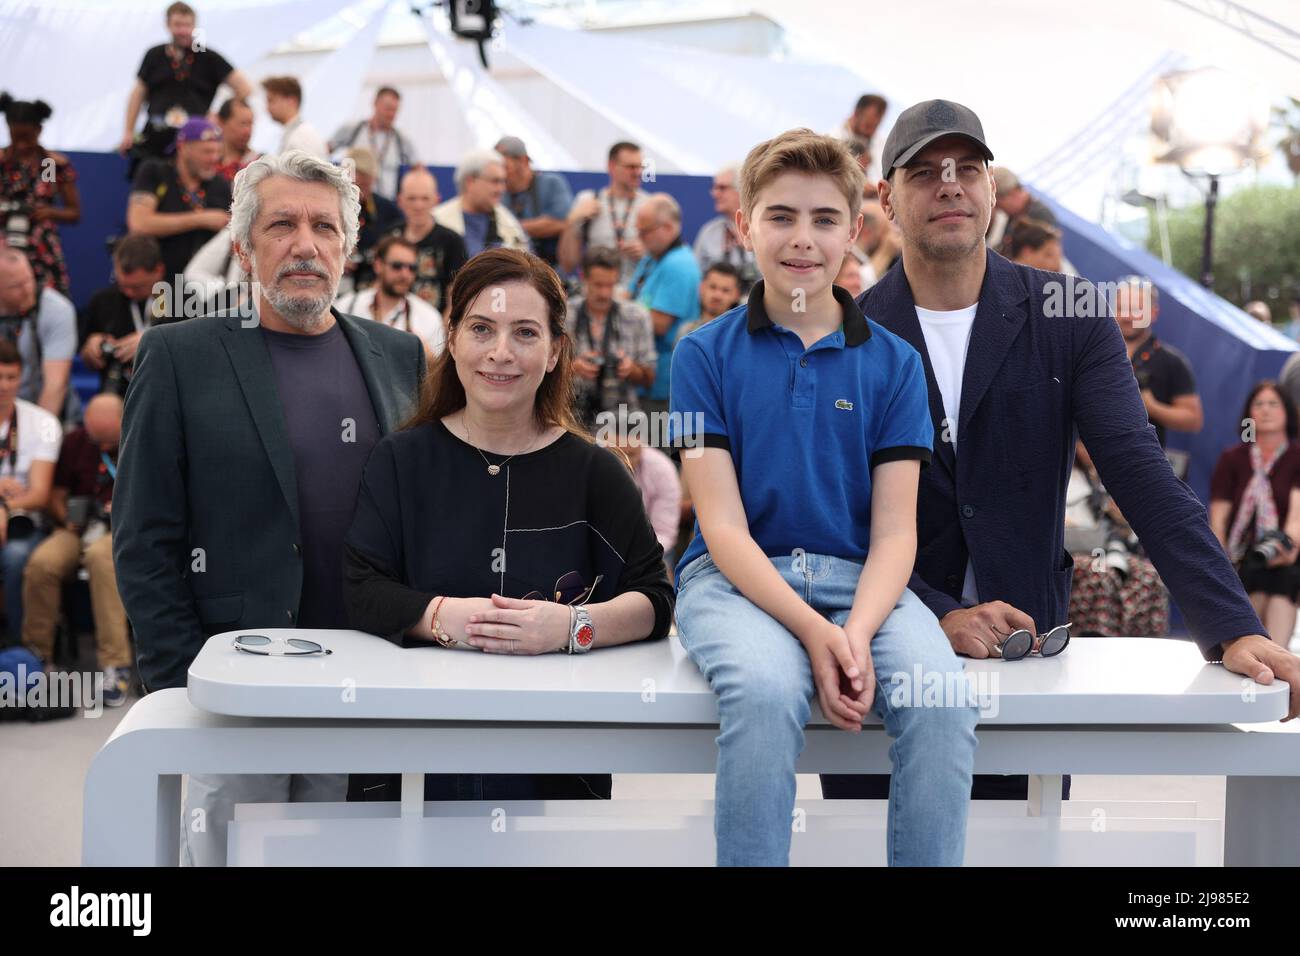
670, 129, 978, 867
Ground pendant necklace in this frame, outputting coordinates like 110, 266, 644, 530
464, 416, 545, 476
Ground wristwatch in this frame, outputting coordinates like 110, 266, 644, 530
568, 606, 595, 654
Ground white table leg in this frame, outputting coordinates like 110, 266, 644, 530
84, 766, 182, 866
1027, 774, 1063, 817
1026, 773, 1063, 865
400, 773, 423, 819
1225, 776, 1300, 865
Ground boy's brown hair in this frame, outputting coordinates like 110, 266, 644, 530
738, 128, 865, 221
261, 76, 303, 103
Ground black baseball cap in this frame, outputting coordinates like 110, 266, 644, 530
880, 99, 994, 176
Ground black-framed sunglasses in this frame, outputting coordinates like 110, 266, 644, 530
523, 571, 603, 606
384, 260, 417, 271
232, 634, 332, 656
989, 622, 1071, 661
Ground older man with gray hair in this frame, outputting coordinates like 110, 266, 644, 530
113, 149, 426, 865
629, 193, 701, 418
692, 163, 757, 293
433, 149, 529, 257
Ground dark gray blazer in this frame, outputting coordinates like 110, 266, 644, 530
113, 310, 426, 691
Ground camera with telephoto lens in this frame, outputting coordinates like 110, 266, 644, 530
100, 339, 127, 395
1245, 529, 1295, 571
578, 355, 621, 428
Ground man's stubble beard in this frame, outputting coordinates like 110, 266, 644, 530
254, 255, 339, 332
913, 228, 985, 263
379, 279, 407, 300
897, 204, 988, 265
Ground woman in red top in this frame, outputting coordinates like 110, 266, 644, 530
1210, 381, 1300, 643
0, 94, 80, 296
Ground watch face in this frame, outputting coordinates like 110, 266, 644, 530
576, 624, 594, 648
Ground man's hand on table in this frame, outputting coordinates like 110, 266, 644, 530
1222, 634, 1300, 721
940, 601, 1037, 659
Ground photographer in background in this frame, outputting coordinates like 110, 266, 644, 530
1066, 444, 1168, 636
0, 249, 76, 422
565, 246, 656, 431
1115, 276, 1202, 448
1077, 276, 1203, 482
80, 235, 168, 396
21, 394, 128, 704
120, 2, 252, 171
0, 338, 61, 648
1006, 218, 1063, 273
1211, 382, 1300, 645
337, 146, 403, 296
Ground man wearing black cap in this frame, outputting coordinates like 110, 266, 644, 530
495, 136, 573, 267
823, 98, 1300, 803
126, 116, 231, 298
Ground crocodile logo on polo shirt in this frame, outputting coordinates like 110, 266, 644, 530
835, 399, 854, 410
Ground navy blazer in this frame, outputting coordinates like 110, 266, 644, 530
859, 249, 1261, 660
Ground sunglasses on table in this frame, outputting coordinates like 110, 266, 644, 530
523, 571, 603, 606
232, 634, 332, 656
988, 622, 1071, 661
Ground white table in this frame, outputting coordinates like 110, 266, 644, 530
83, 631, 1299, 865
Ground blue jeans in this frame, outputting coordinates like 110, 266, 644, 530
675, 551, 979, 867
3, 527, 48, 641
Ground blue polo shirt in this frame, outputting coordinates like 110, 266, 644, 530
630, 242, 701, 402
669, 280, 932, 581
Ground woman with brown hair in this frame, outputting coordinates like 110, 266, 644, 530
1210, 381, 1300, 644
343, 247, 673, 802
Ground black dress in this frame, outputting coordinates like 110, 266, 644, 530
343, 419, 674, 802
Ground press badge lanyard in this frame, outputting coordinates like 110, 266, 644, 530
607, 190, 632, 244
100, 451, 117, 482
374, 296, 410, 332
576, 301, 620, 363
391, 297, 411, 333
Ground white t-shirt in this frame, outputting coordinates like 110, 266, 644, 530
916, 303, 980, 606
279, 117, 329, 159
335, 288, 445, 356
573, 187, 651, 285
0, 398, 62, 486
